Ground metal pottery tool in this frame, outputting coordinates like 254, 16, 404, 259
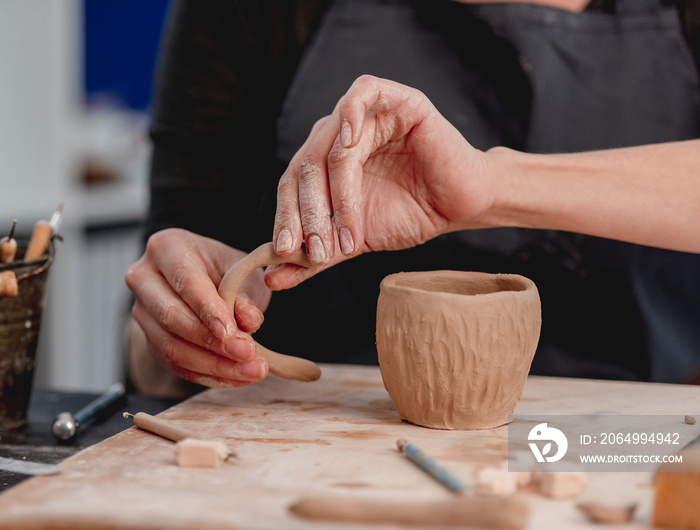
397, 439, 466, 493
0, 455, 61, 476
123, 411, 236, 458
51, 382, 126, 443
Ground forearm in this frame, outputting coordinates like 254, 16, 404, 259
483, 139, 700, 253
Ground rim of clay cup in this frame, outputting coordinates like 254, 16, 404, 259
380, 270, 536, 300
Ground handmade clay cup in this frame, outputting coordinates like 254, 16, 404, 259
376, 271, 541, 430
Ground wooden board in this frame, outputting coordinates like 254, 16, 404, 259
0, 365, 699, 529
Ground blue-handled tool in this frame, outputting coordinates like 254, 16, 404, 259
396, 439, 465, 494
51, 382, 126, 443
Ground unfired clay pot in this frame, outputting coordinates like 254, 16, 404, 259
376, 270, 541, 430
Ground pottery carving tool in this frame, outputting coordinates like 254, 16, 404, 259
289, 495, 529, 529
51, 383, 126, 443
0, 219, 18, 263
25, 202, 64, 261
397, 439, 466, 494
123, 411, 236, 462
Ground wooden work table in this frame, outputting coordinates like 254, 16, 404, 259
0, 364, 698, 529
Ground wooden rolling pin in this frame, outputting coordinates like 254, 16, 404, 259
289, 495, 529, 529
218, 242, 321, 382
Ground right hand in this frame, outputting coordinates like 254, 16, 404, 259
125, 228, 271, 390
269, 75, 493, 290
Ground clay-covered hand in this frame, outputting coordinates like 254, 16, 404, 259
269, 75, 493, 289
125, 228, 271, 389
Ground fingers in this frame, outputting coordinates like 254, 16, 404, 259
125, 229, 264, 363
265, 260, 335, 292
337, 75, 424, 143
128, 260, 255, 360
275, 113, 363, 266
128, 231, 233, 342
275, 117, 338, 265
274, 75, 424, 271
133, 302, 267, 387
233, 264, 270, 332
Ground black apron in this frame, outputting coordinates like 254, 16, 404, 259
264, 0, 700, 383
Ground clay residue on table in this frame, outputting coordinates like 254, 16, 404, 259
330, 482, 373, 489
229, 437, 332, 445
320, 429, 390, 440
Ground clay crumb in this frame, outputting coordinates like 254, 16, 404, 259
536, 471, 587, 500
685, 415, 696, 425
475, 467, 518, 497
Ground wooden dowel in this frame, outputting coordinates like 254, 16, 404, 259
125, 412, 200, 443
25, 220, 52, 260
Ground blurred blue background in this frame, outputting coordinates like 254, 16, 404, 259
83, 0, 171, 112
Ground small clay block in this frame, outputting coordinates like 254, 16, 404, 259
653, 446, 700, 529
685, 415, 696, 425
476, 467, 519, 497
175, 438, 229, 468
536, 471, 587, 500
577, 502, 637, 525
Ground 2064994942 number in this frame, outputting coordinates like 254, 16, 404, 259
600, 432, 681, 445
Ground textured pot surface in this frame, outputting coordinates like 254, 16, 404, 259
376, 270, 541, 430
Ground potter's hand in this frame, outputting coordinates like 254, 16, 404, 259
125, 228, 270, 391
269, 75, 493, 289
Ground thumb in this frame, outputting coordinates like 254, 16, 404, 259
264, 263, 318, 291
233, 269, 271, 332
234, 294, 265, 333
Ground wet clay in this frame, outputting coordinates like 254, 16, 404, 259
376, 271, 541, 430
218, 242, 321, 382
577, 502, 637, 525
289, 495, 528, 529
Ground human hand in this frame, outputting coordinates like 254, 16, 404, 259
125, 228, 271, 389
269, 75, 493, 289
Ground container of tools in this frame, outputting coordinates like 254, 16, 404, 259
0, 245, 55, 430
0, 209, 61, 431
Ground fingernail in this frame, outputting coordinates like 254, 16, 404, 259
339, 227, 354, 255
209, 317, 229, 342
276, 228, 292, 253
238, 359, 265, 381
308, 234, 326, 264
225, 338, 254, 361
340, 119, 352, 148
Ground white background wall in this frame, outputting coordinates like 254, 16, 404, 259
0, 0, 149, 391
